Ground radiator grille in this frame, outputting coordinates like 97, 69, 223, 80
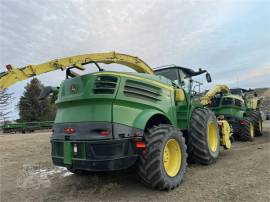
93, 76, 118, 94
124, 80, 161, 101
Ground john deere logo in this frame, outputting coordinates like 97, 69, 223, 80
70, 84, 77, 93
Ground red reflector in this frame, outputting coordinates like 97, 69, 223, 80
100, 130, 109, 136
240, 120, 246, 124
64, 127, 76, 134
135, 141, 146, 148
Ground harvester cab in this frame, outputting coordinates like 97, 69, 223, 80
155, 65, 211, 95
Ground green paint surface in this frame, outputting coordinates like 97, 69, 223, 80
209, 94, 251, 119
64, 141, 72, 164
54, 72, 200, 132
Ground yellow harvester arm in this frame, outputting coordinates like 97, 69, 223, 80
200, 85, 230, 105
0, 51, 154, 90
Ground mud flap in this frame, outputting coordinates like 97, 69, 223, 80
64, 141, 72, 165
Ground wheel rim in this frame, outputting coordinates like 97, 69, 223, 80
250, 123, 254, 138
163, 139, 181, 177
207, 122, 218, 152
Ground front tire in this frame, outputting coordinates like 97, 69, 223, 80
136, 124, 187, 190
188, 108, 220, 165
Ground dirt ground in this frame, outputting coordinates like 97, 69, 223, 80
0, 121, 270, 202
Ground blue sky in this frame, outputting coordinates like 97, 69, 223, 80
0, 0, 269, 120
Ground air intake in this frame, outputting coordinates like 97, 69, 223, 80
124, 80, 161, 101
93, 76, 118, 94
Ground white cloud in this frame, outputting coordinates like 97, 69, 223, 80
0, 0, 269, 119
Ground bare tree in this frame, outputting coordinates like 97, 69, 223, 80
0, 89, 14, 122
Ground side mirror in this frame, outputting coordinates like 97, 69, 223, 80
206, 73, 212, 83
175, 88, 185, 102
39, 86, 53, 100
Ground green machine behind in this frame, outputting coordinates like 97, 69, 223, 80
204, 87, 263, 141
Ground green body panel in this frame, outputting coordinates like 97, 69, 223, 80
176, 91, 189, 129
113, 76, 176, 128
176, 91, 203, 129
64, 142, 72, 164
211, 106, 246, 119
55, 74, 115, 123
209, 94, 247, 119
50, 66, 213, 172
129, 109, 174, 129
54, 71, 195, 131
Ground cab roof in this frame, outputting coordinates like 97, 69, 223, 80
222, 94, 244, 102
154, 65, 207, 77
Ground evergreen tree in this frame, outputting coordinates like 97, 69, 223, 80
18, 78, 56, 122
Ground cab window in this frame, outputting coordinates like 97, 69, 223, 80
209, 98, 221, 107
155, 68, 179, 84
235, 99, 243, 107
178, 69, 191, 92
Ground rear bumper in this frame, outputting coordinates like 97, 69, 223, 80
52, 155, 137, 171
51, 139, 140, 171
51, 122, 144, 171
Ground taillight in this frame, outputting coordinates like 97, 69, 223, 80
240, 120, 246, 125
64, 127, 76, 134
100, 130, 109, 136
135, 141, 146, 149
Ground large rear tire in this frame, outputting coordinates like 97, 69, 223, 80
250, 111, 263, 136
136, 124, 187, 190
188, 108, 220, 165
239, 118, 255, 141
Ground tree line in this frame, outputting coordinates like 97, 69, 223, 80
0, 78, 56, 123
